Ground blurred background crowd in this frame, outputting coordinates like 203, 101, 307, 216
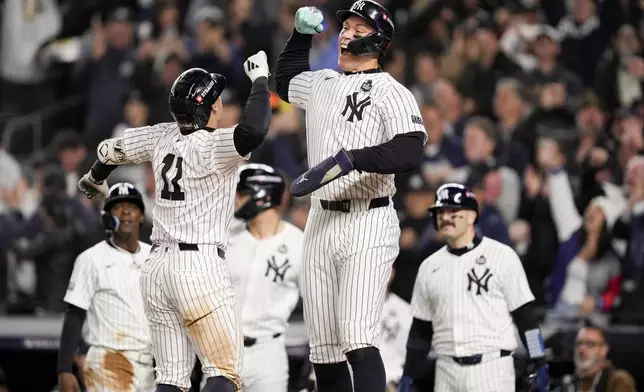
2, 0, 644, 390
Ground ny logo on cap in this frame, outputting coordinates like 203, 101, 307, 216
353, 1, 366, 11
109, 182, 135, 196
438, 188, 450, 202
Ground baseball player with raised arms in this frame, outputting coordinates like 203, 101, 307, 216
223, 163, 303, 392
397, 183, 549, 392
77, 51, 272, 392
58, 183, 153, 392
275, 1, 426, 391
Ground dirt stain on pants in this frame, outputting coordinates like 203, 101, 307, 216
84, 350, 135, 391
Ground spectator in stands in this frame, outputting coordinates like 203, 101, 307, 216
519, 25, 584, 118
595, 24, 644, 113
76, 6, 137, 149
410, 52, 440, 105
0, 183, 24, 313
467, 164, 511, 245
138, 52, 185, 125
559, 325, 636, 392
543, 136, 627, 319
391, 172, 433, 303
420, 102, 466, 189
612, 154, 644, 325
185, 5, 238, 88
11, 165, 99, 313
51, 130, 86, 198
432, 78, 469, 138
0, 143, 27, 214
549, 0, 620, 88
457, 18, 522, 118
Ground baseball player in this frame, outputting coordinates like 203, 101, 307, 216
397, 183, 549, 392
57, 182, 153, 392
225, 163, 303, 392
77, 51, 272, 392
275, 1, 427, 391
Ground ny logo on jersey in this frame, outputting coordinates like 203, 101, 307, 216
467, 267, 493, 295
265, 256, 291, 283
342, 92, 372, 122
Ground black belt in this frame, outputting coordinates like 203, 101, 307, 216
452, 350, 512, 366
178, 243, 225, 259
319, 197, 389, 213
244, 333, 282, 347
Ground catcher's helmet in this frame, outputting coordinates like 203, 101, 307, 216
102, 182, 145, 232
336, 0, 394, 57
428, 183, 479, 229
235, 164, 285, 221
169, 68, 227, 132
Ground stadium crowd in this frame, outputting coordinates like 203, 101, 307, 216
1, 0, 644, 390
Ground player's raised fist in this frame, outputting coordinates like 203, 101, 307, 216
294, 7, 325, 34
244, 50, 270, 82
78, 171, 109, 199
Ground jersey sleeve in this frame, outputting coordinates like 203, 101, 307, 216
63, 252, 98, 310
410, 263, 433, 321
202, 127, 250, 172
122, 125, 161, 164
500, 248, 535, 311
379, 83, 428, 141
288, 71, 313, 110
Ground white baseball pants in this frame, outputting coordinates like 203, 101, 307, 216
434, 354, 515, 392
140, 242, 243, 391
83, 346, 155, 392
302, 200, 400, 364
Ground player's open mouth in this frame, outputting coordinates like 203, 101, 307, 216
340, 44, 349, 55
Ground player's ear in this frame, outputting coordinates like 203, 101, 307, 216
467, 211, 477, 225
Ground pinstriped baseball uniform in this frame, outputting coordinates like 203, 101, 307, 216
225, 222, 304, 392
64, 240, 154, 392
288, 69, 426, 363
120, 122, 248, 390
410, 237, 535, 392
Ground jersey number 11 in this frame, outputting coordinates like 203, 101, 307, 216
160, 153, 185, 201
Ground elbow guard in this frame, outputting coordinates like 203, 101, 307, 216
97, 137, 130, 165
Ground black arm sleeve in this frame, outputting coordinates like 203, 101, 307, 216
233, 77, 271, 157
402, 318, 434, 378
90, 160, 118, 182
275, 29, 312, 103
57, 304, 87, 373
511, 301, 541, 353
350, 131, 425, 174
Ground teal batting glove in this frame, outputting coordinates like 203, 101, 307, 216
294, 6, 325, 34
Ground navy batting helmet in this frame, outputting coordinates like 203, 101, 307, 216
336, 0, 395, 57
235, 164, 285, 221
102, 182, 145, 232
428, 183, 479, 229
169, 68, 226, 132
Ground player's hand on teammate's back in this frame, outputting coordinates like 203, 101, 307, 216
58, 372, 81, 392
244, 50, 270, 82
78, 171, 109, 199
294, 6, 325, 34
291, 149, 356, 197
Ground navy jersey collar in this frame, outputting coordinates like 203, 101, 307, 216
447, 235, 483, 256
343, 67, 382, 75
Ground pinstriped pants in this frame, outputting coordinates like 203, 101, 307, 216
435, 356, 515, 392
140, 243, 243, 391
302, 201, 400, 364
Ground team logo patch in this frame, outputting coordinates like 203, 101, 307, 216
411, 115, 423, 125
278, 244, 288, 254
467, 267, 493, 295
361, 79, 373, 92
475, 255, 486, 265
